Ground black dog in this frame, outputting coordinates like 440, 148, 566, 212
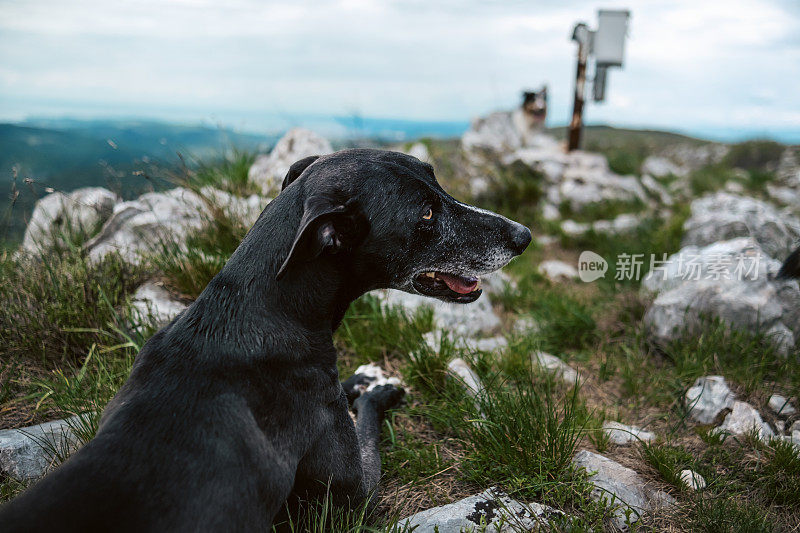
0, 149, 530, 532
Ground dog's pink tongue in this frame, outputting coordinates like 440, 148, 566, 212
437, 273, 479, 294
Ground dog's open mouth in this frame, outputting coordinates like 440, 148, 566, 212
412, 271, 483, 303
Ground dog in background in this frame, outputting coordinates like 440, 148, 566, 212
512, 85, 548, 146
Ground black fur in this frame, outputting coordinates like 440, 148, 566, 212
777, 246, 800, 279
0, 149, 530, 532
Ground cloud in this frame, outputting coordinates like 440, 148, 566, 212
0, 0, 798, 138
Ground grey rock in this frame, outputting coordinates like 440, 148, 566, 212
682, 192, 800, 259
641, 156, 688, 179
685, 376, 736, 424
642, 238, 780, 295
724, 181, 746, 194
423, 331, 507, 354
561, 213, 643, 236
556, 152, 648, 211
513, 316, 541, 335
0, 418, 79, 480
603, 422, 656, 445
767, 147, 800, 211
538, 260, 578, 281
447, 358, 484, 398
659, 143, 729, 175
532, 351, 580, 385
85, 187, 267, 265
372, 289, 501, 338
404, 142, 431, 163
768, 394, 796, 417
21, 187, 119, 254
783, 430, 800, 449
130, 281, 188, 328
248, 128, 332, 196
679, 469, 706, 491
717, 401, 773, 439
542, 203, 560, 221
560, 219, 591, 236
641, 174, 674, 205
573, 450, 675, 530
482, 270, 517, 297
462, 110, 556, 156
642, 238, 799, 354
398, 487, 564, 532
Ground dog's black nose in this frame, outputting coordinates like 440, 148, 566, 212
510, 224, 532, 255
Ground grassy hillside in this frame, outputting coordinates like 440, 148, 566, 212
1, 140, 798, 531
0, 120, 276, 245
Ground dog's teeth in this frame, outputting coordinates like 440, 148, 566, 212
425, 272, 436, 278
476, 279, 482, 289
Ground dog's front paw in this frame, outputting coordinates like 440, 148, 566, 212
353, 384, 405, 416
342, 363, 403, 407
342, 373, 376, 405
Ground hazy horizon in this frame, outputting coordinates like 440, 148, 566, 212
2, 0, 799, 143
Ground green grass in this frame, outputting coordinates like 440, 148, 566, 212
182, 148, 259, 196
0, 247, 148, 368
0, 245, 157, 502
476, 161, 545, 228
4, 135, 798, 529
558, 198, 646, 223
723, 141, 785, 173
336, 295, 435, 373
559, 206, 690, 288
689, 496, 776, 533
494, 273, 597, 354
642, 436, 800, 532
149, 187, 251, 298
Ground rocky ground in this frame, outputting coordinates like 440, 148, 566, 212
1, 116, 799, 531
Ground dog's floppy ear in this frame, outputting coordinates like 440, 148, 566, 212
281, 155, 320, 191
276, 194, 367, 280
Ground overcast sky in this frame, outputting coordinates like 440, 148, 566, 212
1, 0, 799, 140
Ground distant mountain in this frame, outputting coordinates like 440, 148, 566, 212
0, 119, 278, 245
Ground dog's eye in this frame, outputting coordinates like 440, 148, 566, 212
422, 208, 433, 221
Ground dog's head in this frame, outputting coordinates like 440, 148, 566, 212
522, 86, 547, 119
277, 149, 530, 303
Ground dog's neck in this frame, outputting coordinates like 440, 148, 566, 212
171, 190, 364, 362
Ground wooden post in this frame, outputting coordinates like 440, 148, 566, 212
568, 23, 590, 152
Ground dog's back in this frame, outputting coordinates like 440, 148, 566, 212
0, 328, 284, 532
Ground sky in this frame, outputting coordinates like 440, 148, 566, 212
1, 0, 799, 141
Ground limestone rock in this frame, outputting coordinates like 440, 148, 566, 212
398, 487, 564, 533
532, 351, 580, 385
372, 289, 501, 338
641, 156, 687, 179
248, 128, 332, 195
573, 450, 675, 530
130, 281, 188, 328
21, 187, 119, 254
84, 187, 267, 265
0, 418, 79, 480
538, 260, 578, 281
685, 376, 735, 424
642, 238, 799, 354
768, 394, 796, 417
603, 422, 656, 445
717, 401, 773, 439
447, 358, 483, 398
682, 192, 800, 259
679, 469, 706, 491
